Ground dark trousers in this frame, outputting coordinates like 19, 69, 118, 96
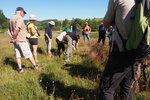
99, 51, 137, 100
98, 36, 105, 45
56, 38, 65, 56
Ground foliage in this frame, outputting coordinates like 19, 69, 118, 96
0, 9, 9, 29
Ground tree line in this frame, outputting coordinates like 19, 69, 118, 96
0, 9, 103, 33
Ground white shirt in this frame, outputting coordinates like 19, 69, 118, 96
56, 31, 67, 41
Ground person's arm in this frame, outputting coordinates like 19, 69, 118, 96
70, 25, 73, 32
45, 33, 51, 41
8, 29, 13, 40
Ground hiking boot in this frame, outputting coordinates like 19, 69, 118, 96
65, 59, 71, 63
19, 68, 25, 74
34, 65, 41, 70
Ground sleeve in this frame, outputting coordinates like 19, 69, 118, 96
104, 0, 116, 24
89, 26, 91, 31
45, 27, 48, 34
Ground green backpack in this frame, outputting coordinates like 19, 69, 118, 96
126, 0, 150, 50
118, 0, 150, 61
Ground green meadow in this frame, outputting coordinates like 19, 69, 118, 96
0, 31, 149, 100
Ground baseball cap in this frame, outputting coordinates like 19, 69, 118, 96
16, 7, 26, 14
66, 28, 71, 32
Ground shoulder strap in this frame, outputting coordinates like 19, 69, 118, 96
26, 22, 31, 32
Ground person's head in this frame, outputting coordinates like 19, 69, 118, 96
85, 22, 88, 26
16, 7, 26, 17
29, 14, 37, 22
66, 28, 71, 33
74, 20, 78, 24
49, 21, 55, 28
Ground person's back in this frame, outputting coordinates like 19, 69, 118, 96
99, 0, 137, 100
9, 14, 26, 42
105, 0, 136, 51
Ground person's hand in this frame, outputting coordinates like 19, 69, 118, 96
9, 39, 16, 44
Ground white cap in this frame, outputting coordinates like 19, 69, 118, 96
29, 14, 37, 20
49, 21, 55, 26
85, 22, 88, 24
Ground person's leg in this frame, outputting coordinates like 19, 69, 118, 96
66, 35, 72, 60
83, 34, 86, 42
86, 34, 90, 43
16, 58, 22, 69
56, 39, 61, 56
102, 36, 106, 45
99, 52, 132, 100
32, 45, 38, 62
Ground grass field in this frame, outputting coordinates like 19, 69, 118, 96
0, 31, 150, 100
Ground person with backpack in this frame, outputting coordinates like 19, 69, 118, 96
8, 7, 41, 73
26, 14, 40, 62
97, 22, 107, 45
98, 0, 149, 100
82, 22, 91, 43
45, 21, 55, 58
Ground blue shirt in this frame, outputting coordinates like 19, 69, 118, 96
45, 25, 52, 40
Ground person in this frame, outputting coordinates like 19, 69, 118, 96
107, 26, 114, 48
97, 22, 107, 45
70, 20, 79, 50
64, 29, 80, 62
26, 14, 39, 62
56, 31, 67, 57
44, 21, 55, 57
82, 22, 91, 43
99, 0, 139, 100
8, 7, 40, 73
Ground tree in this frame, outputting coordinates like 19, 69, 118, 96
0, 9, 9, 29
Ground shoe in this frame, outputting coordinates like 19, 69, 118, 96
34, 65, 41, 70
19, 69, 25, 73
65, 59, 71, 63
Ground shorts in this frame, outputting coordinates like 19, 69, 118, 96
14, 42, 33, 59
45, 39, 52, 50
29, 38, 38, 45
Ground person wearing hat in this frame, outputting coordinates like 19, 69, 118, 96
26, 14, 40, 62
82, 22, 91, 43
64, 28, 80, 62
8, 7, 41, 73
44, 21, 55, 57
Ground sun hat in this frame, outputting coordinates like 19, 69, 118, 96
66, 28, 71, 32
49, 21, 55, 26
16, 7, 26, 14
29, 14, 37, 20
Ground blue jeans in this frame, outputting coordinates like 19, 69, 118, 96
83, 33, 90, 42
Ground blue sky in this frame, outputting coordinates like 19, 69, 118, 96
0, 0, 109, 21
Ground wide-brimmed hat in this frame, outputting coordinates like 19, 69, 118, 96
85, 22, 88, 24
49, 21, 55, 26
29, 14, 37, 20
16, 7, 26, 14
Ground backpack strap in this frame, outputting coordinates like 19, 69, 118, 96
116, 27, 127, 49
26, 22, 31, 32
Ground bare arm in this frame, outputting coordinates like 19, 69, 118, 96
45, 33, 51, 41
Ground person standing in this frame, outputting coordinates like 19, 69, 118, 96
99, 0, 139, 100
82, 22, 91, 43
44, 21, 55, 57
56, 31, 67, 57
97, 22, 107, 45
26, 14, 39, 62
65, 29, 80, 62
70, 20, 79, 50
8, 7, 40, 73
